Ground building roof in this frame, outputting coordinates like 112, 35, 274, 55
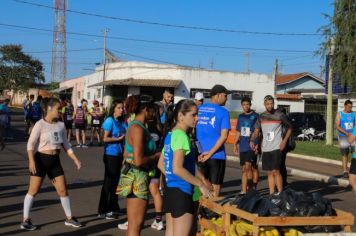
88, 78, 181, 88
276, 72, 324, 85
275, 94, 302, 101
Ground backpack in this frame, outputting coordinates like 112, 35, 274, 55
282, 123, 296, 152
29, 102, 42, 121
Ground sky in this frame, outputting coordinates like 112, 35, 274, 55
0, 0, 334, 82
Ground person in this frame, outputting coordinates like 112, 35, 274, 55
158, 99, 213, 236
28, 95, 43, 136
347, 125, 356, 193
160, 89, 174, 124
61, 99, 74, 143
335, 100, 356, 178
73, 100, 87, 148
25, 94, 35, 137
116, 95, 161, 236
196, 84, 231, 197
23, 95, 29, 122
194, 92, 204, 106
0, 97, 7, 150
98, 100, 127, 219
234, 97, 259, 194
250, 95, 292, 195
89, 100, 103, 146
21, 98, 82, 231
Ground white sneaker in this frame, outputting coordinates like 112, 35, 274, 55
118, 221, 128, 230
151, 219, 164, 231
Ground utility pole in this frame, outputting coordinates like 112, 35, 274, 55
102, 28, 109, 104
326, 42, 334, 145
209, 57, 215, 69
274, 58, 279, 95
245, 52, 251, 73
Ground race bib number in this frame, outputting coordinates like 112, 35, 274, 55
93, 119, 100, 125
66, 115, 72, 121
344, 122, 354, 130
266, 132, 275, 142
50, 131, 63, 145
241, 127, 251, 137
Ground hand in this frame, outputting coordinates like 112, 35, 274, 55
198, 152, 211, 163
199, 183, 213, 198
201, 178, 213, 191
29, 160, 36, 175
280, 141, 287, 151
346, 133, 351, 137
254, 144, 260, 154
233, 144, 239, 155
118, 135, 125, 141
250, 141, 256, 151
74, 159, 81, 170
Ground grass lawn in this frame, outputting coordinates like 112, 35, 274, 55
291, 141, 342, 160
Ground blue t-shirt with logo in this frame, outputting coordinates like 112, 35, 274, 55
163, 129, 196, 195
102, 116, 127, 157
196, 103, 231, 160
339, 111, 355, 137
237, 111, 259, 153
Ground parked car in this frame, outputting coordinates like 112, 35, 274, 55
288, 112, 326, 136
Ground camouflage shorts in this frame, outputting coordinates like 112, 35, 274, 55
117, 168, 149, 200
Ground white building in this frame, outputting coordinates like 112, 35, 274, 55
81, 61, 274, 112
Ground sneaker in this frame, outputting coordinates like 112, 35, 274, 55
343, 172, 349, 179
76, 144, 82, 148
118, 221, 128, 230
20, 219, 37, 231
151, 219, 164, 231
112, 209, 126, 216
105, 212, 116, 219
81, 144, 88, 149
97, 213, 106, 219
238, 192, 246, 196
65, 217, 82, 228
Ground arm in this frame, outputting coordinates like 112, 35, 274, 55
27, 122, 41, 174
335, 112, 349, 136
61, 124, 81, 169
130, 124, 159, 167
157, 152, 165, 175
249, 128, 260, 151
234, 130, 241, 155
280, 114, 293, 151
103, 131, 125, 143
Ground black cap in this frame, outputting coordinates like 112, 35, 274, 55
210, 84, 231, 96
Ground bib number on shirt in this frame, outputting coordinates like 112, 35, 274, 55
266, 132, 275, 142
241, 127, 251, 137
66, 115, 73, 121
51, 131, 63, 145
93, 119, 100, 125
344, 122, 354, 130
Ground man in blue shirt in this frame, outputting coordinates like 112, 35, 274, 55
234, 97, 259, 195
335, 100, 356, 178
196, 84, 231, 197
347, 126, 356, 194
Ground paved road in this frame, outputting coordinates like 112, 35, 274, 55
0, 109, 355, 235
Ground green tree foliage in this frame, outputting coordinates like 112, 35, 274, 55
0, 44, 45, 91
319, 0, 356, 91
48, 81, 60, 91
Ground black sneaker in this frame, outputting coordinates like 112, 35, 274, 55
343, 172, 349, 179
105, 212, 117, 219
65, 217, 82, 228
20, 219, 37, 231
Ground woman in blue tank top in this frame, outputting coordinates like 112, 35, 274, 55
158, 99, 213, 236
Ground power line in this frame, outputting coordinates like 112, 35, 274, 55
11, 0, 321, 36
25, 48, 102, 54
0, 23, 316, 53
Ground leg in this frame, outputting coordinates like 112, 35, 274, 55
273, 170, 283, 193
165, 213, 174, 236
349, 174, 356, 193
149, 180, 163, 223
172, 213, 194, 236
107, 157, 121, 212
267, 171, 275, 194
90, 127, 94, 144
252, 166, 259, 188
76, 129, 80, 145
67, 128, 72, 142
241, 164, 250, 193
52, 175, 72, 218
280, 151, 288, 187
95, 128, 101, 143
126, 198, 147, 236
24, 176, 44, 221
81, 129, 86, 145
342, 154, 349, 173
98, 157, 110, 214
212, 184, 221, 197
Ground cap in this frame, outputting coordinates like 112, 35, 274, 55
210, 84, 231, 97
194, 92, 204, 101
93, 100, 99, 105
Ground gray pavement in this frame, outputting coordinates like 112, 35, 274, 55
0, 109, 355, 235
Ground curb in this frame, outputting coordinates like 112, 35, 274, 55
288, 153, 342, 166
226, 155, 350, 187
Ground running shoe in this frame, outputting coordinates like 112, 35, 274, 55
105, 212, 116, 219
76, 144, 82, 148
81, 144, 88, 148
343, 172, 349, 179
151, 220, 164, 230
118, 221, 128, 230
97, 213, 106, 219
65, 217, 82, 228
20, 219, 37, 231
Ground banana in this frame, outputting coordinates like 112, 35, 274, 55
265, 231, 273, 236
228, 224, 238, 236
289, 229, 297, 236
259, 232, 266, 236
271, 229, 280, 236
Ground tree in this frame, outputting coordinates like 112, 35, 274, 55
318, 0, 356, 91
0, 44, 45, 91
48, 81, 60, 91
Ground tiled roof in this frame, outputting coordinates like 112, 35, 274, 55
89, 78, 181, 88
275, 94, 302, 101
276, 72, 323, 85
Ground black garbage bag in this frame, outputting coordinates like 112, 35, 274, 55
253, 197, 273, 216
238, 190, 263, 212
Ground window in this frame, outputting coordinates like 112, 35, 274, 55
77, 91, 81, 99
231, 90, 253, 100
97, 89, 101, 98
277, 105, 290, 115
87, 92, 90, 100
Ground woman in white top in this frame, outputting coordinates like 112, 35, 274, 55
21, 98, 82, 231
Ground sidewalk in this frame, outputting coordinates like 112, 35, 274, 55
225, 144, 350, 187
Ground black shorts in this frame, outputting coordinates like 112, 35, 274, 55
340, 147, 354, 156
75, 123, 86, 130
350, 158, 356, 175
64, 122, 73, 130
240, 151, 257, 167
164, 187, 194, 218
201, 158, 225, 185
30, 152, 64, 179
262, 150, 282, 171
